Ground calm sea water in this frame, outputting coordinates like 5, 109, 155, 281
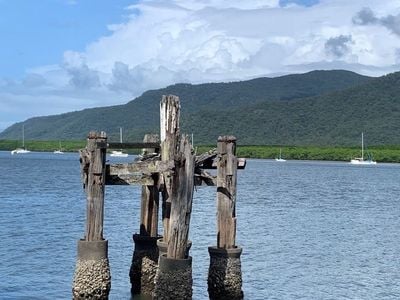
1, 151, 400, 299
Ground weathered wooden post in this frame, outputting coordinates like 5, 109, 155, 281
208, 136, 243, 300
159, 95, 180, 244
130, 134, 161, 295
72, 131, 111, 299
153, 134, 195, 299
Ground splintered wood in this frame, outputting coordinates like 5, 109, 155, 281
160, 95, 180, 243
167, 135, 195, 259
79, 131, 107, 241
216, 136, 238, 249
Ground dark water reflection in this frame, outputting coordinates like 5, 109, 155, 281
1, 152, 400, 299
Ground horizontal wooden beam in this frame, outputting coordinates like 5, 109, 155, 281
194, 175, 216, 186
106, 174, 216, 186
107, 142, 160, 149
105, 160, 173, 186
108, 160, 173, 174
201, 157, 247, 170
106, 173, 155, 185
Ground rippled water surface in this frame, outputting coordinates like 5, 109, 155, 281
1, 151, 400, 299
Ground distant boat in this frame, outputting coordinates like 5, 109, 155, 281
54, 141, 64, 154
275, 148, 286, 162
11, 125, 31, 155
110, 127, 128, 157
350, 132, 376, 165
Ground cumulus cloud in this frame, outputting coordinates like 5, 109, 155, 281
352, 7, 377, 25
381, 13, 400, 36
63, 51, 100, 89
325, 35, 353, 58
2, 0, 400, 129
353, 7, 400, 36
65, 64, 100, 89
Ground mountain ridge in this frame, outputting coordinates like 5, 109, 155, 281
3, 69, 398, 146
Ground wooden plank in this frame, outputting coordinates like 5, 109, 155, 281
107, 160, 173, 175
80, 131, 107, 241
105, 173, 154, 185
167, 135, 195, 259
106, 173, 214, 186
160, 95, 180, 243
200, 157, 246, 169
107, 142, 160, 149
140, 134, 160, 237
140, 184, 159, 236
216, 136, 238, 249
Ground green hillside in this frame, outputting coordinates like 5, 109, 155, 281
0, 69, 388, 146
188, 71, 400, 146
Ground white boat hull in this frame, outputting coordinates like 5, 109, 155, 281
11, 148, 31, 155
350, 159, 376, 165
275, 158, 286, 162
110, 151, 128, 157
350, 133, 377, 165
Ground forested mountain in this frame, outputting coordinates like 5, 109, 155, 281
2, 69, 398, 146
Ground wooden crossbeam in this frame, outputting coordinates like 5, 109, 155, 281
107, 142, 160, 150
104, 152, 245, 186
105, 160, 173, 186
105, 159, 217, 186
106, 172, 154, 185
200, 157, 247, 170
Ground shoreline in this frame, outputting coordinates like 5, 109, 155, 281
1, 140, 400, 163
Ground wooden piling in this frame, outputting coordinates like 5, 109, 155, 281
130, 134, 161, 296
208, 135, 243, 300
167, 135, 195, 259
84, 131, 107, 241
160, 95, 180, 243
216, 135, 238, 249
73, 131, 111, 300
154, 135, 194, 299
140, 134, 160, 237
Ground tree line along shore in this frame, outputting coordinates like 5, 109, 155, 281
1, 139, 400, 163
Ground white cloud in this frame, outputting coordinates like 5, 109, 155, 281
1, 0, 400, 130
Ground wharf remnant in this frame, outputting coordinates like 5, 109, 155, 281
72, 131, 111, 299
72, 95, 245, 299
208, 136, 243, 300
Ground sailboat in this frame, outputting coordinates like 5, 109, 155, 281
11, 125, 31, 155
110, 127, 128, 157
350, 132, 376, 165
275, 148, 286, 162
54, 141, 64, 154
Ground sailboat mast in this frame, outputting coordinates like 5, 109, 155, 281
22, 125, 25, 148
361, 132, 364, 160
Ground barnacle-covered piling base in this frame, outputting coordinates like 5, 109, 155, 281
129, 234, 160, 295
207, 246, 243, 300
72, 240, 111, 300
153, 254, 192, 300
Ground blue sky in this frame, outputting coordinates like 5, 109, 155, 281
0, 0, 399, 131
0, 0, 135, 78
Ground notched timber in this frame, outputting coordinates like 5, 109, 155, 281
105, 160, 173, 186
